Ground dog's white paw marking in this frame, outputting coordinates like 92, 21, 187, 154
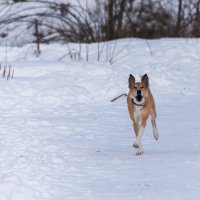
153, 129, 159, 141
133, 142, 139, 148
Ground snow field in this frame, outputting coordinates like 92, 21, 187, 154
0, 39, 199, 199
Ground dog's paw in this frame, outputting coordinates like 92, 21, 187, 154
136, 150, 144, 156
133, 142, 139, 148
154, 135, 159, 141
153, 129, 159, 141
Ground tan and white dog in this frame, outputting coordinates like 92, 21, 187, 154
127, 74, 159, 155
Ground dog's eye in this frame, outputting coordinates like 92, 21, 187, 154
141, 87, 144, 89
133, 87, 137, 89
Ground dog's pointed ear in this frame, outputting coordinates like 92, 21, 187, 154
128, 74, 135, 89
141, 74, 149, 88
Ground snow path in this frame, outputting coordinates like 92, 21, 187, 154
1, 95, 200, 200
0, 39, 200, 199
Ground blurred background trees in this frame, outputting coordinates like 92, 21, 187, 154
0, 0, 200, 46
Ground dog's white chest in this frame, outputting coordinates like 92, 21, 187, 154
134, 106, 142, 121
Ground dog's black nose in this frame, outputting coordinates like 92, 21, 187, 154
137, 90, 141, 95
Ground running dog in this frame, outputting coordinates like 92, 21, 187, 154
127, 74, 159, 155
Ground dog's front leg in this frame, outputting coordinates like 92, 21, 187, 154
133, 122, 139, 148
135, 125, 144, 155
135, 117, 148, 155
133, 121, 145, 155
152, 118, 159, 140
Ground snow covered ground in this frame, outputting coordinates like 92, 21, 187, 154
0, 38, 200, 199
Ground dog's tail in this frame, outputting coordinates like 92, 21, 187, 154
111, 93, 127, 102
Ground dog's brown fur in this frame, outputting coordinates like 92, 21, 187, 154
127, 74, 159, 155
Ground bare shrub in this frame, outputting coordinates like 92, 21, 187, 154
1, 0, 200, 45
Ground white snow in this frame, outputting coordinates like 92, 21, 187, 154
0, 38, 200, 199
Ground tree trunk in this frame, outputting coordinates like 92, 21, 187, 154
107, 0, 114, 40
117, 0, 127, 38
176, 0, 182, 36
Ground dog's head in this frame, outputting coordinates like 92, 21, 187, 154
128, 74, 149, 105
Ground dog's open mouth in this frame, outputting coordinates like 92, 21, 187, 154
131, 95, 144, 105
136, 95, 143, 102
